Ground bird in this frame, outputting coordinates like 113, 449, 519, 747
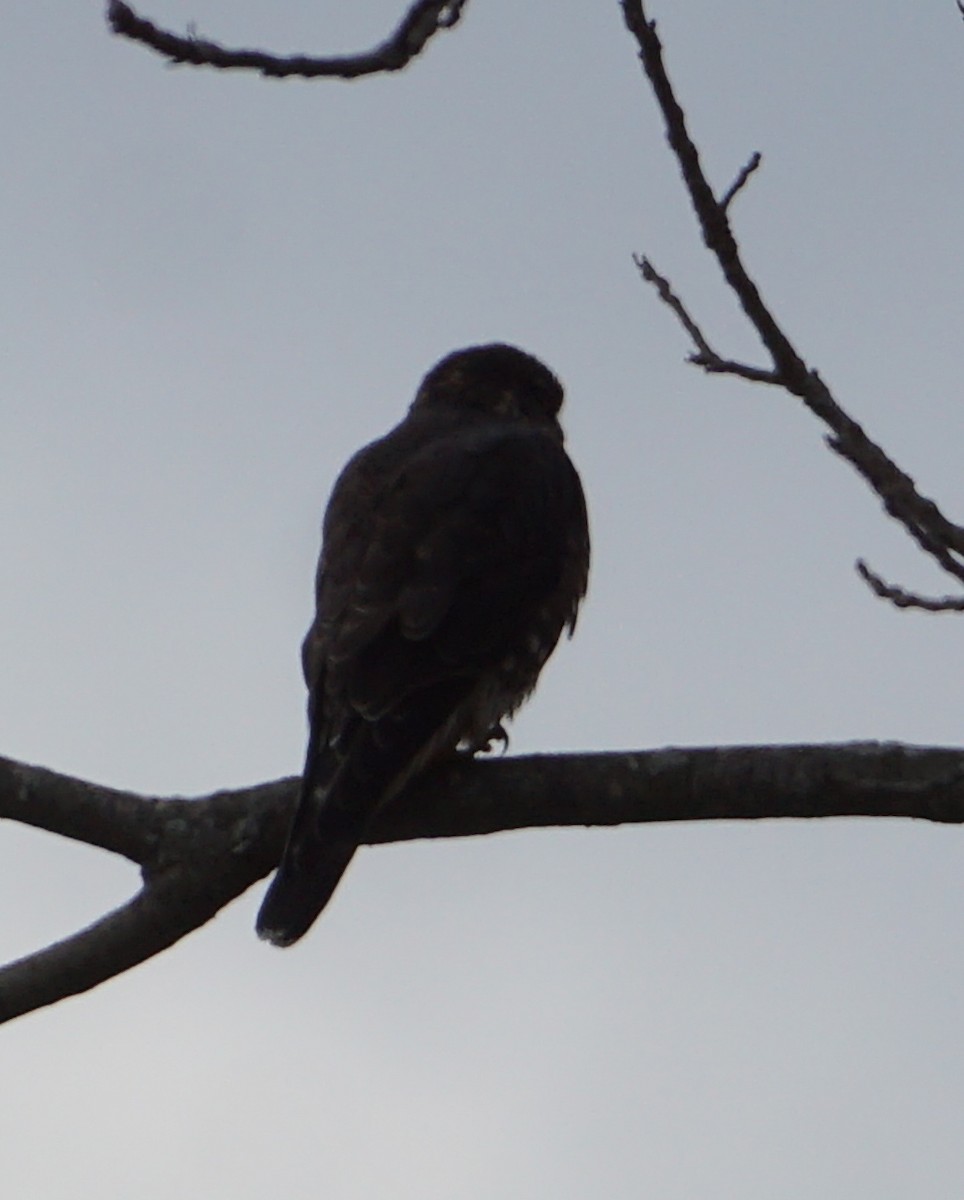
256, 343, 590, 946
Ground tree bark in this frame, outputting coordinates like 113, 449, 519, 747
1, 741, 962, 1024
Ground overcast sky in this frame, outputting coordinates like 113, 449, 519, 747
2, 2, 964, 1196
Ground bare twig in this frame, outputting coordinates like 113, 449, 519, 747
635, 256, 778, 384
106, 0, 468, 80
720, 151, 762, 212
620, 0, 964, 608
634, 255, 715, 360
855, 561, 964, 612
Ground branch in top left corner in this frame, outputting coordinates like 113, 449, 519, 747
106, 0, 470, 80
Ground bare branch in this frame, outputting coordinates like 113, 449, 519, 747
635, 256, 778, 384
0, 770, 291, 1022
720, 151, 762, 213
634, 254, 715, 361
856, 561, 964, 612
0, 754, 162, 862
106, 0, 468, 80
0, 875, 236, 1024
4, 743, 964, 1022
620, 3, 804, 380
620, 0, 964, 610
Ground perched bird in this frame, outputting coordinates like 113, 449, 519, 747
256, 343, 590, 946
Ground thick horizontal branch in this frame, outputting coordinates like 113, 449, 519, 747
400, 742, 964, 834
620, 0, 964, 609
2, 742, 964, 1022
106, 0, 468, 80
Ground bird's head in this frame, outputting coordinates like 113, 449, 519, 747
411, 343, 565, 434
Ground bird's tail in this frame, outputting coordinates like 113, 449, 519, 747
258, 679, 473, 947
255, 771, 373, 947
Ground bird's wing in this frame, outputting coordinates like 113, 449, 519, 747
321, 421, 588, 722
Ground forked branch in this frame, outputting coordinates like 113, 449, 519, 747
3, 743, 964, 1024
621, 0, 964, 611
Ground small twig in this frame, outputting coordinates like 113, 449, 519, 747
106, 0, 468, 79
855, 561, 964, 612
634, 255, 777, 384
689, 353, 781, 385
720, 151, 762, 212
634, 255, 714, 359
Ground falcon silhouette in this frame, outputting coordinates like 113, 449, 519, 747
256, 343, 590, 946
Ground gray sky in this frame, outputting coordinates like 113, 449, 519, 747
2, 2, 964, 1196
